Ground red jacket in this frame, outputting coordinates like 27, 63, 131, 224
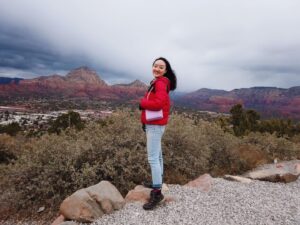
140, 76, 170, 125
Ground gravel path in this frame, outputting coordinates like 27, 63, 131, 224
89, 178, 300, 225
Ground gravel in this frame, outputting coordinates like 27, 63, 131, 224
89, 178, 300, 225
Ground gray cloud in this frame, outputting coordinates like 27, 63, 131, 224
0, 0, 300, 91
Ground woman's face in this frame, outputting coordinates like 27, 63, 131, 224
152, 60, 167, 78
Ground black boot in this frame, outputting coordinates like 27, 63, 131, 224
143, 189, 164, 210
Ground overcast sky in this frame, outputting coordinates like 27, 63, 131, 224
0, 0, 300, 92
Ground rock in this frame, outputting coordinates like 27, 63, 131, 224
295, 163, 300, 174
280, 173, 299, 183
60, 189, 104, 222
125, 184, 175, 203
85, 181, 124, 210
224, 175, 252, 184
37, 206, 45, 213
125, 185, 151, 203
60, 222, 79, 225
59, 181, 125, 223
162, 183, 169, 192
51, 214, 65, 225
100, 198, 113, 214
243, 160, 300, 183
184, 173, 213, 192
258, 173, 299, 183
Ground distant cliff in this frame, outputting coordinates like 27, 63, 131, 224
175, 86, 300, 119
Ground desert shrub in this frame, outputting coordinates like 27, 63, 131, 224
258, 119, 295, 137
290, 134, 300, 144
0, 122, 21, 136
227, 144, 270, 174
242, 132, 300, 160
1, 110, 149, 208
0, 134, 27, 215
1, 109, 300, 211
0, 134, 24, 164
163, 114, 241, 180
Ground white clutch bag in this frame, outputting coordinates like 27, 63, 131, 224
145, 109, 163, 121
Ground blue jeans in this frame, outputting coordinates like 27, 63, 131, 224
145, 124, 166, 189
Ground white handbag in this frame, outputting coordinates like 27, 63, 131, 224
145, 86, 163, 121
145, 109, 163, 121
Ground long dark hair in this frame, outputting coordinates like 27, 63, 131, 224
153, 57, 177, 91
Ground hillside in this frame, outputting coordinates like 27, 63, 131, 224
0, 67, 146, 101
175, 86, 300, 119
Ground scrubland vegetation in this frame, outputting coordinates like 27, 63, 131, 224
0, 107, 299, 218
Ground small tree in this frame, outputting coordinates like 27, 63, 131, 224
48, 111, 84, 134
229, 104, 260, 136
245, 109, 260, 132
259, 118, 294, 137
230, 104, 247, 136
0, 122, 21, 136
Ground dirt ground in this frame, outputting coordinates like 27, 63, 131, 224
0, 205, 58, 225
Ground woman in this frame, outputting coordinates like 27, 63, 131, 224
139, 57, 177, 210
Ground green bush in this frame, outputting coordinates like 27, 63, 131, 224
48, 111, 84, 134
0, 122, 21, 136
228, 104, 300, 137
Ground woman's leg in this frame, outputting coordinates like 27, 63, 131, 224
146, 125, 165, 188
159, 126, 165, 182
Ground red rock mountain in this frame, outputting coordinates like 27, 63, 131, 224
112, 79, 148, 88
175, 87, 300, 119
65, 67, 107, 86
0, 67, 146, 101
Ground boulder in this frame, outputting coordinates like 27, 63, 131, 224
60, 181, 125, 223
85, 181, 124, 211
125, 185, 150, 203
51, 214, 65, 225
184, 173, 213, 192
224, 175, 252, 184
243, 160, 300, 183
125, 184, 175, 203
255, 173, 299, 183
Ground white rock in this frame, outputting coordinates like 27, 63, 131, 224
224, 175, 252, 184
37, 206, 45, 213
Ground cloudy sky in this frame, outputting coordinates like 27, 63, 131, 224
0, 0, 300, 92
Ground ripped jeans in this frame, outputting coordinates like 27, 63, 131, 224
145, 124, 166, 189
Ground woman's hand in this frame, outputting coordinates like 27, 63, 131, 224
139, 103, 144, 110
